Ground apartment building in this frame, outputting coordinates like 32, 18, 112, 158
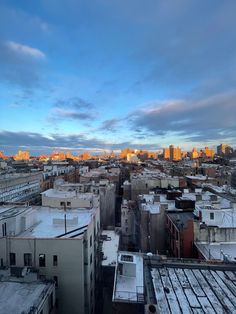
0, 203, 100, 314
42, 179, 116, 228
0, 172, 43, 203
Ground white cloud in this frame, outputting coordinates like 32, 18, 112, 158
5, 41, 45, 59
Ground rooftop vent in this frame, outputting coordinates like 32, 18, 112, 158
121, 254, 133, 262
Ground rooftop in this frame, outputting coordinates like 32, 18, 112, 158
41, 188, 94, 200
0, 269, 54, 314
0, 205, 96, 238
167, 212, 194, 229
148, 262, 236, 313
113, 252, 144, 303
101, 230, 120, 267
195, 242, 236, 262
19, 207, 95, 238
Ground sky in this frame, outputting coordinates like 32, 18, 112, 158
0, 0, 236, 155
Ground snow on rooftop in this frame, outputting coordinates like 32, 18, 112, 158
113, 252, 144, 303
18, 207, 95, 238
142, 203, 160, 214
151, 265, 236, 313
186, 175, 207, 180
41, 188, 94, 200
101, 230, 120, 266
0, 281, 52, 314
195, 242, 236, 262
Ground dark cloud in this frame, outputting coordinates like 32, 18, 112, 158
128, 90, 236, 144
49, 97, 97, 122
99, 118, 122, 132
0, 131, 159, 155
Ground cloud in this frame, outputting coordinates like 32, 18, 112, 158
49, 97, 97, 122
55, 97, 95, 110
0, 40, 46, 88
0, 131, 159, 155
5, 41, 45, 59
128, 90, 236, 144
51, 108, 95, 121
99, 118, 122, 132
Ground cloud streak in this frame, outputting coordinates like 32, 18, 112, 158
5, 41, 46, 59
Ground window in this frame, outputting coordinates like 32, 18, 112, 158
9, 253, 16, 266
2, 223, 6, 236
210, 212, 214, 220
90, 235, 92, 247
90, 271, 93, 281
125, 219, 128, 224
39, 254, 46, 267
67, 201, 71, 207
60, 201, 65, 207
24, 253, 32, 266
90, 254, 93, 264
53, 255, 58, 266
54, 276, 58, 287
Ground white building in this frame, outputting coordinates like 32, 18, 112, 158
0, 203, 100, 314
0, 172, 43, 203
42, 179, 115, 228
112, 252, 144, 304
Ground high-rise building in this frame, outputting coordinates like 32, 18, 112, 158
163, 147, 170, 160
169, 145, 181, 161
217, 144, 233, 156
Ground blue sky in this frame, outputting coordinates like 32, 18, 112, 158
0, 0, 236, 155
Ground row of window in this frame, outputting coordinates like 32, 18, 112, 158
9, 253, 58, 267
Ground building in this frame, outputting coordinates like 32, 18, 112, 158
169, 145, 181, 161
112, 252, 144, 314
163, 148, 170, 160
0, 268, 56, 314
138, 193, 166, 254
121, 200, 138, 250
194, 202, 236, 262
113, 252, 236, 314
41, 187, 99, 209
191, 147, 199, 159
101, 230, 120, 314
42, 179, 116, 228
217, 144, 230, 156
0, 203, 100, 314
144, 256, 236, 314
0, 172, 43, 203
166, 211, 194, 258
14, 150, 30, 161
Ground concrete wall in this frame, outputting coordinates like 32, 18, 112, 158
194, 221, 236, 242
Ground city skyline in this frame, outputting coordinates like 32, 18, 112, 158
1, 0, 236, 155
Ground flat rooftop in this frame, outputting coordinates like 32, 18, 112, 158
195, 242, 236, 262
167, 212, 194, 229
0, 279, 53, 314
101, 230, 120, 266
147, 261, 236, 314
113, 252, 144, 303
19, 206, 96, 238
41, 188, 94, 199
